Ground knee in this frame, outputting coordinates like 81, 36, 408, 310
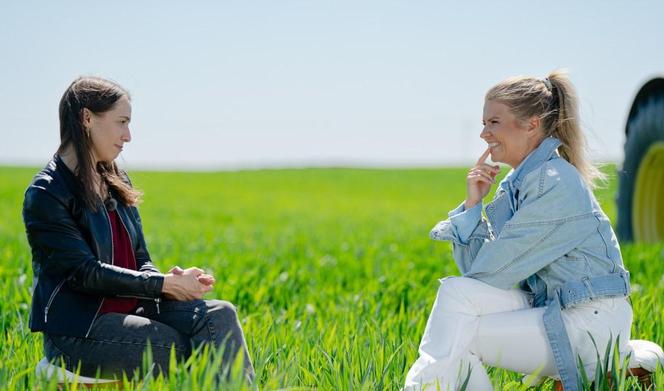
206, 300, 239, 324
437, 276, 472, 296
435, 277, 475, 309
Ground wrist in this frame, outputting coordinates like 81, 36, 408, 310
161, 274, 173, 295
464, 199, 479, 209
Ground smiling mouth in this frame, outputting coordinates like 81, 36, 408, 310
488, 143, 500, 149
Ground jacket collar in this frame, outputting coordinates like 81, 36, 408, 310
51, 153, 87, 199
503, 137, 562, 192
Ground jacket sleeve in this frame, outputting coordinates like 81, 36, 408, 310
430, 202, 493, 274
463, 167, 599, 289
23, 187, 164, 298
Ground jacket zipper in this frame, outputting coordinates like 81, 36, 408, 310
44, 279, 67, 323
116, 209, 161, 314
85, 206, 114, 338
116, 294, 162, 313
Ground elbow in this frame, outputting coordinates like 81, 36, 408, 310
67, 262, 101, 293
430, 220, 454, 242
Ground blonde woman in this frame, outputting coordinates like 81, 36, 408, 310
405, 70, 632, 391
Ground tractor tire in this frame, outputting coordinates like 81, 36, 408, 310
616, 97, 664, 242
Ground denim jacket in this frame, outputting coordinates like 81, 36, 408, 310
430, 137, 630, 390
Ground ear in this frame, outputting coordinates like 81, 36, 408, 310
81, 108, 93, 128
526, 116, 541, 137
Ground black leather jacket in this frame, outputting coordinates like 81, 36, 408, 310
23, 155, 164, 338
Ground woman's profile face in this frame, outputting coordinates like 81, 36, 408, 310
86, 96, 132, 164
480, 100, 534, 168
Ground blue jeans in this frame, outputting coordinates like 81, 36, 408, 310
44, 299, 254, 381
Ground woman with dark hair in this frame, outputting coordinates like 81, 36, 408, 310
23, 76, 254, 381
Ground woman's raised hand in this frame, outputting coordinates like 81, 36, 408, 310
465, 148, 500, 209
162, 266, 216, 301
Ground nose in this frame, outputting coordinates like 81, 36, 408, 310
123, 127, 132, 143
480, 126, 490, 139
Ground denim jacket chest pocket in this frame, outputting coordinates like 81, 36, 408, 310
485, 189, 514, 237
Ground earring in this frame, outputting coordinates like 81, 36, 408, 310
85, 128, 91, 138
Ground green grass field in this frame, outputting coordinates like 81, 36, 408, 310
0, 165, 662, 390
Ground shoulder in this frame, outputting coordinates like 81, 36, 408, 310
519, 157, 593, 211
24, 158, 77, 216
541, 158, 587, 194
519, 157, 585, 194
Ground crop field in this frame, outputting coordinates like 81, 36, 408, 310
0, 165, 662, 390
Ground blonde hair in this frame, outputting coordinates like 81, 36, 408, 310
485, 69, 605, 188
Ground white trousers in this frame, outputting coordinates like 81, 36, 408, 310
404, 277, 632, 391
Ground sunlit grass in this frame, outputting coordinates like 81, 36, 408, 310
0, 165, 661, 390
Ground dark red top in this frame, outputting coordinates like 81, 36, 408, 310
100, 209, 139, 314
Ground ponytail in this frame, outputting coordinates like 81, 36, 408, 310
486, 69, 605, 189
546, 70, 606, 188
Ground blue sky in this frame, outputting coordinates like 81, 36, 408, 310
1, 1, 662, 169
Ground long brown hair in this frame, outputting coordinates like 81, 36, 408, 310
57, 76, 142, 210
485, 69, 605, 188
